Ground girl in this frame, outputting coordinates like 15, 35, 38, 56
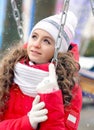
0, 11, 82, 130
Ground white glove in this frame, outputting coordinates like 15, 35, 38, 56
28, 95, 48, 129
36, 63, 59, 93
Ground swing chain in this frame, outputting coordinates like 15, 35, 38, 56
90, 0, 94, 16
52, 0, 70, 64
11, 0, 24, 41
60, 0, 70, 27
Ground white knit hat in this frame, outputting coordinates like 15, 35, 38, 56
31, 11, 77, 52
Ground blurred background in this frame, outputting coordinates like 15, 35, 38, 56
0, 0, 94, 129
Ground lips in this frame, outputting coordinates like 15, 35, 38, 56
31, 50, 41, 55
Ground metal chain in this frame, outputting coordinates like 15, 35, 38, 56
90, 0, 94, 16
52, 0, 70, 64
10, 0, 93, 46
11, 0, 24, 41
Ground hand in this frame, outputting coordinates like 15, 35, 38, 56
36, 63, 59, 93
27, 95, 48, 129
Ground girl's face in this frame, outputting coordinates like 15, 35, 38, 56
27, 29, 55, 64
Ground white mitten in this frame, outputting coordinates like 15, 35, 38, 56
27, 95, 48, 129
36, 63, 59, 93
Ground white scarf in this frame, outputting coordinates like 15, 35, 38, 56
14, 62, 49, 97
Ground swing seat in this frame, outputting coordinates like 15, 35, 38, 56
79, 67, 94, 98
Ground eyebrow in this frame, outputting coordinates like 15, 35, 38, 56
32, 32, 37, 35
44, 35, 55, 44
33, 32, 54, 42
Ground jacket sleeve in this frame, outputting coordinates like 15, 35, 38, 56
0, 115, 34, 130
39, 86, 82, 130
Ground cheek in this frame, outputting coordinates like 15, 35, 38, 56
28, 37, 34, 45
28, 39, 32, 46
46, 48, 55, 59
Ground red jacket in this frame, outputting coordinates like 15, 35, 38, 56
0, 43, 82, 130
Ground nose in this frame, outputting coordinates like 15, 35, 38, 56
33, 39, 41, 48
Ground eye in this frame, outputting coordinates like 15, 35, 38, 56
31, 34, 37, 40
44, 39, 51, 44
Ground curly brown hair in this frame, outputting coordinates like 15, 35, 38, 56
0, 43, 80, 117
56, 52, 80, 106
0, 43, 28, 117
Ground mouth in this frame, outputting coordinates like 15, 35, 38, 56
30, 50, 41, 55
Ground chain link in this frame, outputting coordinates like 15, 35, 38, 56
10, 0, 94, 47
52, 0, 70, 64
90, 0, 94, 16
11, 0, 24, 41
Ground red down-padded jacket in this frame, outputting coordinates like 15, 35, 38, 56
0, 43, 82, 130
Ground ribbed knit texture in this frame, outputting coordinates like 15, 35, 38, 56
14, 62, 49, 97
